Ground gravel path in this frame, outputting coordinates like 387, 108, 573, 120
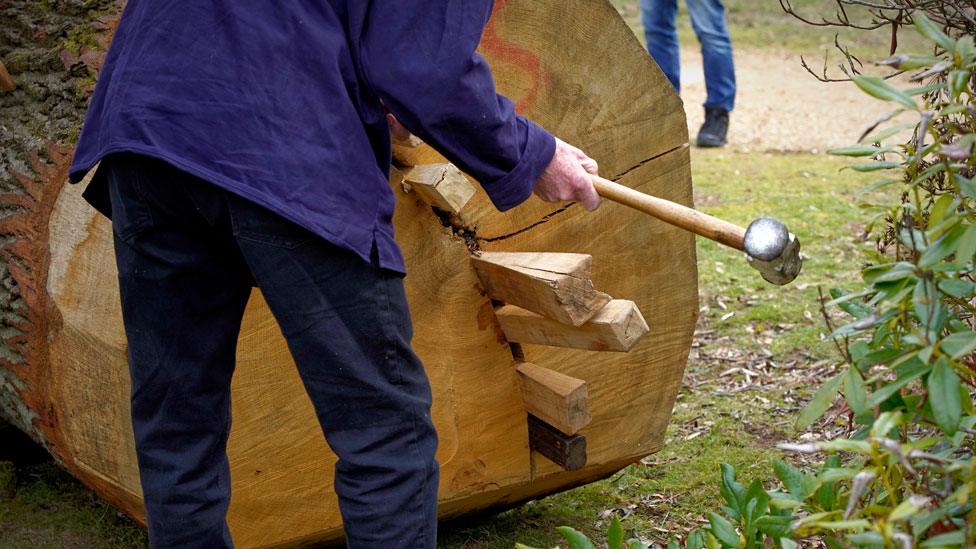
677, 47, 895, 153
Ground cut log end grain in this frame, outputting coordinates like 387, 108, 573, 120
516, 362, 591, 435
403, 163, 476, 215
470, 252, 611, 327
497, 299, 649, 352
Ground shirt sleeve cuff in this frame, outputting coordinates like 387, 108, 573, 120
481, 117, 556, 212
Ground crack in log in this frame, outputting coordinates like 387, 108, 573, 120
476, 142, 689, 243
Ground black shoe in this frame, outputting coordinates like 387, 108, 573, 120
696, 107, 729, 148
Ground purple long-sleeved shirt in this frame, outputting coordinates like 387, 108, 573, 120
68, 1, 556, 273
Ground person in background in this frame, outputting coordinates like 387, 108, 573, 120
641, 0, 736, 147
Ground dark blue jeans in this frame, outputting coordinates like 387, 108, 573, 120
641, 0, 736, 112
104, 153, 438, 548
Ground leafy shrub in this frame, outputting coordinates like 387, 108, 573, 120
518, 11, 975, 549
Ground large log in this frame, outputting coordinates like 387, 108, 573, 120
0, 0, 698, 546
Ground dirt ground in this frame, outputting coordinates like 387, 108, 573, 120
678, 46, 894, 153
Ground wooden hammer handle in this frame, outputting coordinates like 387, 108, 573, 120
589, 175, 746, 251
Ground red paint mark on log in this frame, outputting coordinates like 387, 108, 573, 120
481, 0, 549, 114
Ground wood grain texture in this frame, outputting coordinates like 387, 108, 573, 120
516, 362, 591, 435
498, 300, 649, 351
0, 0, 698, 546
471, 252, 611, 326
403, 163, 476, 214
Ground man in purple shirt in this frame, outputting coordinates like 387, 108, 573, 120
69, 2, 600, 548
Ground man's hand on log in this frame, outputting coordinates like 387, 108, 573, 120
534, 139, 601, 211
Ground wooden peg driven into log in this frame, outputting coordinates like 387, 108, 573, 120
528, 414, 587, 471
498, 299, 649, 352
403, 163, 476, 215
470, 252, 611, 326
516, 362, 591, 435
0, 61, 16, 92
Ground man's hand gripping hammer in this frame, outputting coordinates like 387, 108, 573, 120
588, 175, 802, 285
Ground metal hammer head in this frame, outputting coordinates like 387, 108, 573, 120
743, 216, 802, 285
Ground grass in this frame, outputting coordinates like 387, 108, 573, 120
0, 425, 146, 549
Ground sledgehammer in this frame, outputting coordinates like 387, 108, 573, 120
589, 174, 802, 285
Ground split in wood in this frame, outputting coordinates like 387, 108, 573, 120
528, 414, 587, 471
403, 163, 475, 215
516, 362, 591, 435
0, 61, 16, 92
498, 299, 648, 352
470, 252, 611, 327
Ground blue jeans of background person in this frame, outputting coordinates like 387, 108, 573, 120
103, 153, 439, 548
640, 0, 736, 112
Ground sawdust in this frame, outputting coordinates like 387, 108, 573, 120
677, 47, 897, 153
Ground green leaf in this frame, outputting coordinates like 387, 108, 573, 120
768, 495, 803, 510
941, 331, 976, 359
919, 529, 965, 547
779, 539, 798, 549
828, 145, 897, 157
754, 516, 792, 538
845, 532, 885, 545
956, 35, 976, 63
913, 13, 955, 52
817, 439, 872, 454
743, 479, 770, 521
863, 261, 914, 284
889, 497, 925, 521
687, 529, 708, 549
666, 540, 680, 549
870, 411, 903, 438
556, 526, 597, 549
629, 541, 651, 549
859, 123, 918, 144
608, 515, 623, 549
919, 224, 967, 267
939, 278, 975, 298
708, 512, 740, 548
868, 365, 928, 407
928, 356, 962, 435
819, 467, 859, 483
847, 161, 901, 172
957, 175, 976, 200
773, 459, 809, 502
956, 223, 976, 264
843, 367, 868, 416
948, 70, 970, 97
928, 194, 956, 227
853, 75, 918, 110
515, 544, 542, 549
796, 372, 843, 428
719, 464, 746, 517
809, 519, 870, 531
906, 82, 946, 96
815, 455, 842, 510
